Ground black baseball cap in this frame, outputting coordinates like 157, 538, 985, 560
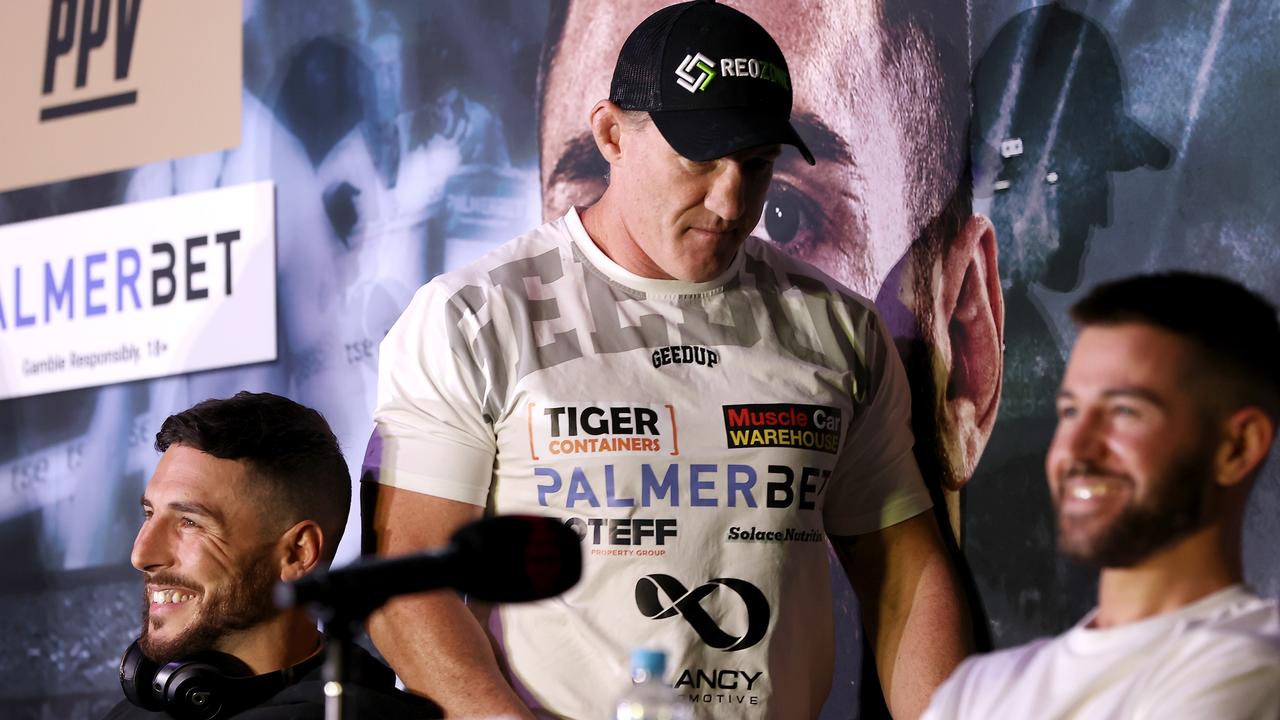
609, 0, 816, 165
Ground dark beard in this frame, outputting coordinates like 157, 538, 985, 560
1056, 442, 1212, 568
138, 546, 281, 665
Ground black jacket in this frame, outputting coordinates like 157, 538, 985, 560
101, 643, 441, 720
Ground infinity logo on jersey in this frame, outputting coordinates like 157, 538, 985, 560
723, 403, 842, 454
526, 403, 679, 460
635, 574, 769, 652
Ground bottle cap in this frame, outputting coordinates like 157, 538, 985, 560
630, 648, 667, 677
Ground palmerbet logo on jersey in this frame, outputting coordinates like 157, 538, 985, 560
0, 232, 241, 331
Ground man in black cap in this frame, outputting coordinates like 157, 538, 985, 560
365, 2, 971, 718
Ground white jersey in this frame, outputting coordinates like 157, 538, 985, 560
924, 585, 1280, 720
371, 208, 931, 719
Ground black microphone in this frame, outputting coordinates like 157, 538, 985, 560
274, 515, 582, 620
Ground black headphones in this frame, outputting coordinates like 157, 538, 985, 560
119, 639, 325, 720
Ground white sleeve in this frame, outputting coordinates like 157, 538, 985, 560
366, 281, 498, 507
822, 309, 932, 535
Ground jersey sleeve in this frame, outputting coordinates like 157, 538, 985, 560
366, 281, 498, 507
821, 308, 932, 535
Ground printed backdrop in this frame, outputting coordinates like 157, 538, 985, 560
0, 1, 1276, 717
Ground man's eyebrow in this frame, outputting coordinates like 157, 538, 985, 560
171, 501, 224, 524
1101, 387, 1167, 408
141, 495, 225, 525
549, 133, 609, 186
790, 112, 854, 165
1055, 387, 1168, 409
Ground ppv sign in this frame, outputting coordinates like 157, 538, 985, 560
41, 0, 142, 120
0, 182, 277, 400
0, 1, 240, 191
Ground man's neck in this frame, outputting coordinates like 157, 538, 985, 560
217, 610, 323, 675
579, 192, 671, 280
1092, 524, 1241, 628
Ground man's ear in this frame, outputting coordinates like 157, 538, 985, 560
278, 520, 324, 582
588, 100, 627, 165
934, 214, 1003, 488
1215, 407, 1275, 488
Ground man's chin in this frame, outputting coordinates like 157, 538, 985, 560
140, 614, 217, 664
139, 632, 188, 665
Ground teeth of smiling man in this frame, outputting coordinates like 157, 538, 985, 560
151, 590, 195, 604
1069, 482, 1112, 501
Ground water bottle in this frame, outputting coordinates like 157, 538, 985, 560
613, 648, 693, 720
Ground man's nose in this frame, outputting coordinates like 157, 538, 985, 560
704, 162, 746, 222
1057, 407, 1107, 463
131, 519, 171, 572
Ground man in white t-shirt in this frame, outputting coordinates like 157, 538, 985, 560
363, 2, 971, 718
925, 272, 1280, 720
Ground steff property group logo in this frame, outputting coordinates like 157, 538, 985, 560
563, 515, 678, 558
0, 1, 241, 192
0, 182, 277, 400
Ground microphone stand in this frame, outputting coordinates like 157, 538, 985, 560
282, 553, 451, 720
277, 514, 583, 720
309, 593, 385, 720
321, 616, 356, 720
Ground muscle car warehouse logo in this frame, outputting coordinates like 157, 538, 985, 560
722, 404, 841, 454
527, 402, 679, 459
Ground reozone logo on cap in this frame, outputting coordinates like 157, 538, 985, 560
675, 52, 791, 94
675, 52, 717, 92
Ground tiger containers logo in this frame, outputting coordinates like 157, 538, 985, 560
722, 404, 841, 454
526, 403, 680, 460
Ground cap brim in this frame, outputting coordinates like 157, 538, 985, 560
650, 108, 816, 166
1112, 114, 1173, 171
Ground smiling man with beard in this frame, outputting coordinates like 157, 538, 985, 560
925, 273, 1280, 719
104, 392, 439, 719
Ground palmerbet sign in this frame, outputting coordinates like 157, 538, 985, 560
0, 182, 277, 400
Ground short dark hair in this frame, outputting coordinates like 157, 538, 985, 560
155, 392, 351, 564
1070, 272, 1280, 423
